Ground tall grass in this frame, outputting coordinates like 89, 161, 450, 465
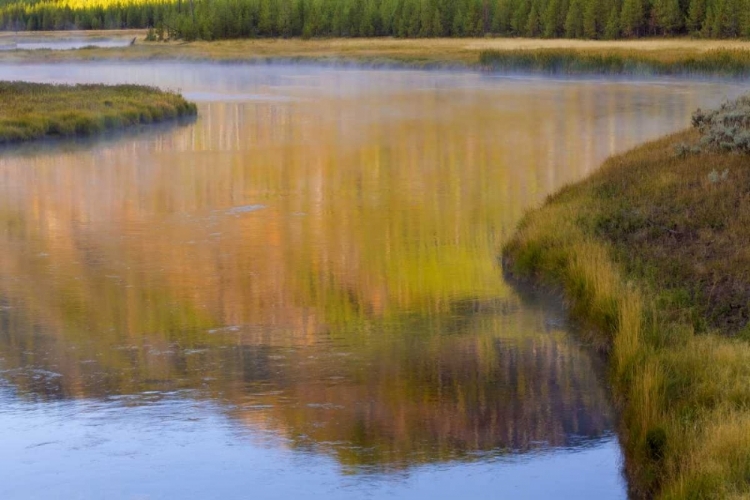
504, 103, 750, 497
479, 48, 750, 76
0, 81, 196, 144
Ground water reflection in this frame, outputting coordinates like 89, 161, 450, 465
0, 64, 742, 498
0, 37, 134, 51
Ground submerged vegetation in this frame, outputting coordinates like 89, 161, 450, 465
504, 95, 750, 498
0, 81, 196, 144
1, 0, 750, 41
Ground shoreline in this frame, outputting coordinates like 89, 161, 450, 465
1, 35, 750, 77
503, 109, 750, 497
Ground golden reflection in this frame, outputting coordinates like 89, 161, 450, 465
0, 74, 703, 469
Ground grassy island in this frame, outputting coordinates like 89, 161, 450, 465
504, 95, 750, 498
0, 81, 197, 144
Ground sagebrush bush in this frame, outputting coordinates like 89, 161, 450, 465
693, 95, 750, 154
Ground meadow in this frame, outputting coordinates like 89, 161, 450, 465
0, 81, 196, 144
504, 95, 750, 498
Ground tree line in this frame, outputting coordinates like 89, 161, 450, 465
1, 0, 749, 40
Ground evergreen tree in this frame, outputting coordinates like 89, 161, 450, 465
710, 0, 724, 36
687, 0, 706, 33
700, 2, 714, 35
510, 0, 531, 34
492, 0, 513, 34
564, 0, 584, 36
604, 4, 621, 37
653, 0, 683, 34
526, 4, 541, 35
542, 0, 562, 37
583, 0, 600, 38
620, 0, 645, 36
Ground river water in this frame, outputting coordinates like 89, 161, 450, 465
0, 62, 745, 499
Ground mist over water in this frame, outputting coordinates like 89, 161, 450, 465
0, 62, 745, 499
0, 37, 134, 51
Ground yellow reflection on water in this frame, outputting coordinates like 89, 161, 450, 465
0, 70, 714, 469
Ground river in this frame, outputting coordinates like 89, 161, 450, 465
0, 62, 745, 499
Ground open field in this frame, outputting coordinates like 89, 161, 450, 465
2, 34, 750, 76
0, 81, 196, 144
504, 97, 750, 498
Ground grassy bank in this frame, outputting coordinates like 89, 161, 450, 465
479, 47, 750, 76
3, 33, 750, 77
0, 81, 197, 144
503, 96, 750, 498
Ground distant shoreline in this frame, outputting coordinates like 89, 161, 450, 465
2, 34, 750, 77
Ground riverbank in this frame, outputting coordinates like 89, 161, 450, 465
3, 33, 750, 76
0, 82, 197, 144
503, 96, 750, 498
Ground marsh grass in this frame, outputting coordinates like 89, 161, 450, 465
3, 34, 750, 77
504, 112, 750, 497
0, 81, 197, 144
479, 48, 750, 76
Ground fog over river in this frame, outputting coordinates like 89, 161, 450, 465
0, 62, 746, 499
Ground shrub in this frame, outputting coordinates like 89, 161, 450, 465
693, 95, 750, 154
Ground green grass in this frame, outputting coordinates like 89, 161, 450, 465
503, 96, 750, 498
0, 81, 197, 144
479, 48, 750, 76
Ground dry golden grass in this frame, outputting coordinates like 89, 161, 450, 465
2, 32, 750, 71
504, 127, 750, 498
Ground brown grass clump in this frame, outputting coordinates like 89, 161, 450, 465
504, 100, 750, 498
0, 81, 197, 144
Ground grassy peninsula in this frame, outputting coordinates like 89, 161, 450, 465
504, 95, 750, 498
0, 81, 197, 144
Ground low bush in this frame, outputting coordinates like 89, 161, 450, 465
692, 95, 750, 153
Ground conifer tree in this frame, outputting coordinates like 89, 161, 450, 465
492, 0, 512, 34
604, 4, 621, 37
564, 0, 584, 37
709, 0, 723, 36
583, 0, 600, 38
542, 0, 562, 37
654, 0, 683, 34
687, 0, 706, 33
620, 0, 645, 36
526, 4, 541, 35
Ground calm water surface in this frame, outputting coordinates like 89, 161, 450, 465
0, 37, 134, 51
0, 63, 745, 499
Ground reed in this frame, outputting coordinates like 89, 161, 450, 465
504, 97, 750, 498
0, 81, 196, 144
479, 48, 750, 76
